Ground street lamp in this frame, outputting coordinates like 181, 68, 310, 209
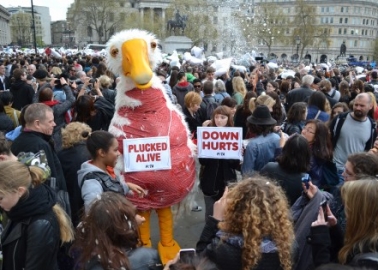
295, 35, 301, 61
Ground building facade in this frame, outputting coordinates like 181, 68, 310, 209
0, 5, 11, 46
7, 5, 51, 46
251, 0, 378, 61
51, 20, 75, 47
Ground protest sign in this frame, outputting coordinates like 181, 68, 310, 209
123, 136, 171, 172
197, 127, 242, 160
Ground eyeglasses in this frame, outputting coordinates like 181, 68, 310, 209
303, 127, 315, 134
194, 85, 201, 88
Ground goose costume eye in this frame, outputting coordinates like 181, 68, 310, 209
151, 42, 157, 49
110, 47, 119, 58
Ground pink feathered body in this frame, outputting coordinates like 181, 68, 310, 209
111, 87, 195, 211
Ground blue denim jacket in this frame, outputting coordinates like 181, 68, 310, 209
242, 132, 280, 176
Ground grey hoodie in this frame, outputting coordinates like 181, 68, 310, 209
78, 161, 129, 212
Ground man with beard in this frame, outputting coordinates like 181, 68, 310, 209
330, 93, 377, 181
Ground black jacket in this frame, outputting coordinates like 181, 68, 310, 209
102, 88, 116, 105
182, 107, 202, 139
1, 185, 60, 270
11, 131, 67, 191
199, 158, 239, 201
58, 143, 91, 227
0, 75, 11, 90
86, 96, 114, 131
285, 85, 313, 112
0, 112, 14, 133
10, 80, 35, 110
196, 217, 284, 270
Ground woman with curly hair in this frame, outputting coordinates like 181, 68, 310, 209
58, 122, 92, 226
72, 192, 161, 270
196, 175, 294, 270
232, 76, 247, 105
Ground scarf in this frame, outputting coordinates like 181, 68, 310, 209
41, 100, 73, 124
6, 184, 57, 223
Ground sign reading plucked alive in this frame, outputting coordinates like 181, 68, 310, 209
123, 136, 171, 172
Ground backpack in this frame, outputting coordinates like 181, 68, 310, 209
80, 171, 124, 194
203, 98, 219, 120
350, 252, 378, 268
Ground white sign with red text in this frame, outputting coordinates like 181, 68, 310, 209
123, 136, 171, 172
197, 127, 243, 160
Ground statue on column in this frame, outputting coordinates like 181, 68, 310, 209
340, 41, 347, 57
167, 11, 187, 34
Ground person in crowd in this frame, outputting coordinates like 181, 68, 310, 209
11, 103, 67, 191
98, 75, 116, 105
75, 80, 114, 131
282, 102, 307, 135
234, 91, 257, 139
261, 134, 311, 206
58, 122, 92, 227
279, 80, 290, 103
330, 93, 376, 181
0, 132, 17, 162
78, 130, 145, 212
36, 77, 75, 151
214, 79, 230, 104
265, 80, 279, 94
172, 71, 194, 109
330, 152, 378, 233
306, 91, 330, 122
232, 76, 247, 106
183, 91, 203, 140
242, 105, 280, 175
164, 254, 218, 270
301, 119, 333, 187
220, 97, 237, 119
168, 70, 179, 90
10, 68, 35, 110
267, 91, 286, 126
329, 102, 349, 124
328, 78, 341, 102
196, 176, 294, 270
199, 81, 218, 122
72, 192, 161, 270
309, 179, 378, 268
319, 79, 337, 107
350, 79, 364, 101
0, 160, 74, 270
249, 95, 276, 113
0, 63, 11, 91
192, 79, 203, 96
199, 106, 240, 219
285, 75, 314, 111
202, 66, 216, 85
338, 80, 351, 104
27, 64, 36, 77
156, 69, 176, 105
0, 99, 14, 133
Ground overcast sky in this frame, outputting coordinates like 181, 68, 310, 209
2, 0, 74, 21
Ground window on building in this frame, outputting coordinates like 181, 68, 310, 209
363, 19, 365, 24
339, 28, 342, 34
354, 40, 357, 47
351, 30, 354, 35
344, 28, 347, 34
344, 18, 348, 24
339, 18, 343, 23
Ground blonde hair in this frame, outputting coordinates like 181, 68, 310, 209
50, 67, 62, 76
0, 161, 74, 243
61, 122, 92, 149
219, 176, 294, 270
232, 77, 247, 98
249, 95, 276, 112
339, 179, 378, 264
98, 75, 112, 89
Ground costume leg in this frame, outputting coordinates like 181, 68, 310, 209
138, 210, 152, 247
156, 207, 180, 265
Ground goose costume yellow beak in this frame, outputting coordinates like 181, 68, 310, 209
121, 39, 153, 90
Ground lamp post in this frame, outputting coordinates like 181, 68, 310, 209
31, 0, 38, 54
295, 35, 301, 61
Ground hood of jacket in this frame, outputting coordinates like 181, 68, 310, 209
77, 161, 108, 187
174, 82, 191, 91
11, 80, 26, 90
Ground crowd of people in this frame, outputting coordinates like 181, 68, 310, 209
0, 50, 378, 270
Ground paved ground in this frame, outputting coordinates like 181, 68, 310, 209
149, 193, 206, 249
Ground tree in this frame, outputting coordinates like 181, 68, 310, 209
10, 13, 33, 46
292, 0, 330, 59
166, 0, 218, 48
239, 3, 288, 56
68, 0, 121, 44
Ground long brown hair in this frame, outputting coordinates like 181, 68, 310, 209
306, 119, 333, 161
210, 105, 234, 127
73, 192, 141, 269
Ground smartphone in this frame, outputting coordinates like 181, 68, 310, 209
320, 200, 328, 221
301, 173, 310, 189
179, 248, 196, 261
